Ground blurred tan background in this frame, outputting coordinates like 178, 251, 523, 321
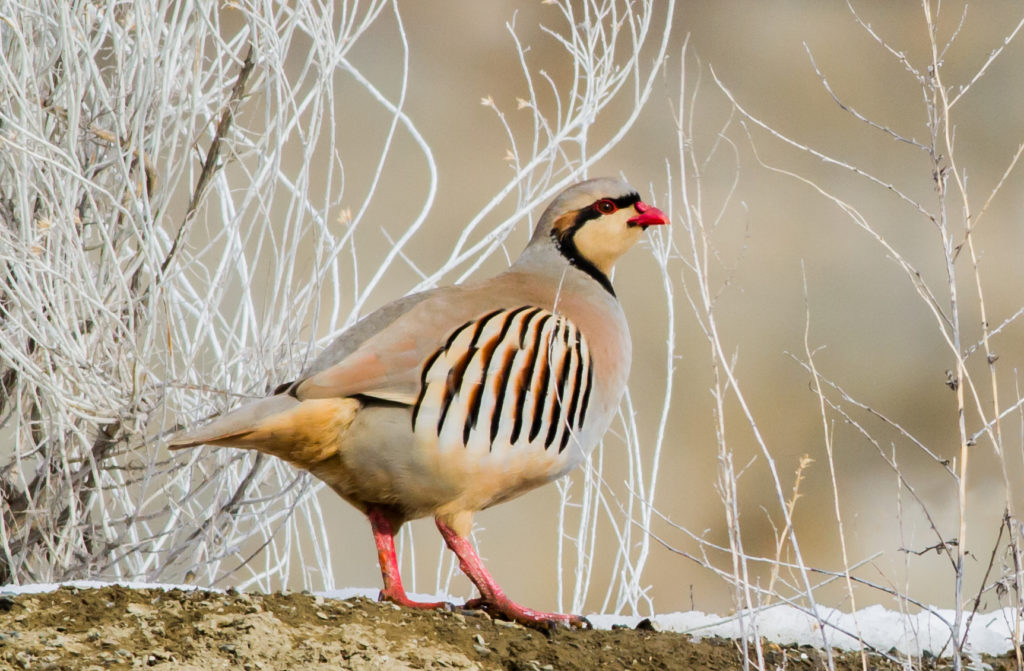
261, 1, 1024, 615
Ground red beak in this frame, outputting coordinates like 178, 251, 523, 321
627, 201, 669, 227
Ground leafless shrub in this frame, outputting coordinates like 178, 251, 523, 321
653, 2, 1024, 669
0, 0, 675, 604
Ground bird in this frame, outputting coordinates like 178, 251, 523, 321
168, 177, 668, 629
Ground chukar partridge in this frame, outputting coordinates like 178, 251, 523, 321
169, 177, 668, 628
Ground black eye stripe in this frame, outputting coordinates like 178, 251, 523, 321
605, 192, 641, 210
568, 192, 642, 228
591, 192, 640, 215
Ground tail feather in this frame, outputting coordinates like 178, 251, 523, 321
167, 396, 298, 449
168, 395, 360, 471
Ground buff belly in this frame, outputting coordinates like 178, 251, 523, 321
311, 404, 582, 521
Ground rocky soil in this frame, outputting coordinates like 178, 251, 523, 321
0, 585, 1015, 670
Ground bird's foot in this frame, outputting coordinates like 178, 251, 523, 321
462, 596, 591, 631
378, 587, 450, 611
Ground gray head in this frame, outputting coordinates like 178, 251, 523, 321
525, 177, 668, 294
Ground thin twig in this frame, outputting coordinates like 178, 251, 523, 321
160, 44, 256, 276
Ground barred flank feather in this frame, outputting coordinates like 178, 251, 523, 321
412, 306, 593, 454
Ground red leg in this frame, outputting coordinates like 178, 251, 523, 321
368, 508, 446, 610
435, 517, 590, 630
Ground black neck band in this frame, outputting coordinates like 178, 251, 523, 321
551, 231, 616, 297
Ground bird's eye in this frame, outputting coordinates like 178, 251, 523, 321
594, 199, 617, 215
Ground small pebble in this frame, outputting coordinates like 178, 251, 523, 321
126, 603, 149, 617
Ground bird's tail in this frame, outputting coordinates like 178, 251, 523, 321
168, 395, 360, 471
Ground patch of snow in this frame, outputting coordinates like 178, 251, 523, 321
590, 604, 1021, 657
318, 587, 452, 603
0, 580, 210, 595
317, 587, 381, 601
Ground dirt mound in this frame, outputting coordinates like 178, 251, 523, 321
0, 585, 996, 669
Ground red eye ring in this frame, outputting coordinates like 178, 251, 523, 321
594, 199, 617, 215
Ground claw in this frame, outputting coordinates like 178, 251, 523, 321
435, 518, 588, 632
370, 509, 451, 612
462, 596, 589, 632
462, 596, 485, 611
378, 587, 448, 611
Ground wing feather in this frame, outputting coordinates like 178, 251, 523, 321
293, 283, 547, 402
